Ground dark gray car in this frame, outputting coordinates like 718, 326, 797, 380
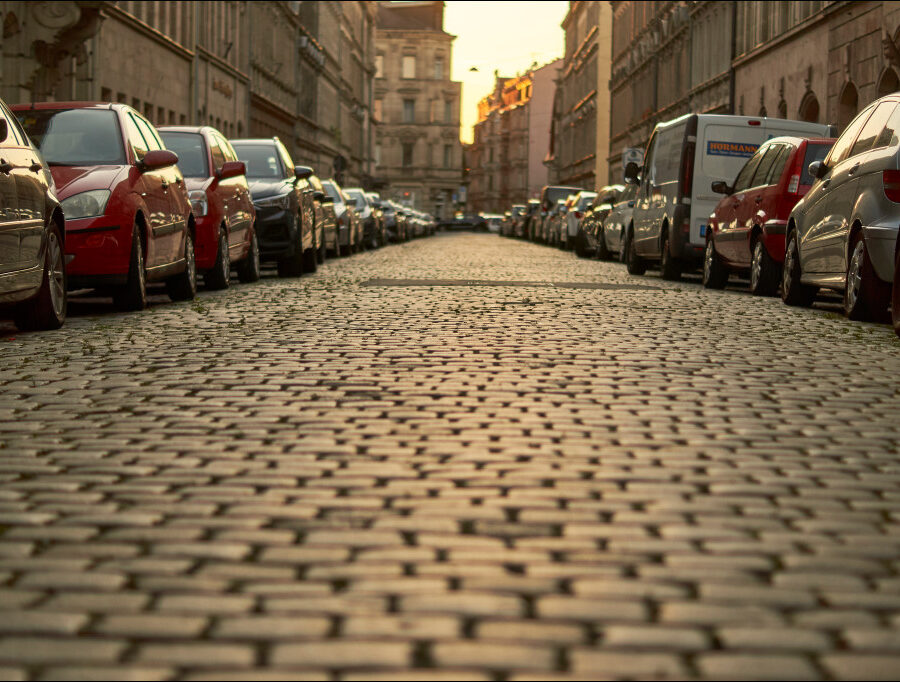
0, 98, 66, 330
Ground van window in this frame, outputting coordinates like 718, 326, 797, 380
851, 101, 898, 157
749, 144, 783, 188
732, 148, 766, 192
827, 106, 875, 166
641, 133, 658, 190
764, 145, 791, 185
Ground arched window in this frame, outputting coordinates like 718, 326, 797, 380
838, 81, 859, 130
799, 91, 819, 123
777, 99, 787, 119
759, 105, 768, 117
877, 68, 899, 98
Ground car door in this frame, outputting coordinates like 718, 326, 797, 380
733, 144, 784, 267
799, 105, 874, 275
0, 106, 20, 272
634, 132, 658, 254
214, 132, 252, 258
122, 112, 167, 268
717, 148, 766, 264
135, 114, 185, 264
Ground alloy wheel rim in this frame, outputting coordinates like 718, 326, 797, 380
137, 239, 146, 292
751, 242, 762, 290
186, 237, 196, 286
846, 241, 864, 310
784, 239, 795, 292
48, 232, 65, 317
220, 234, 229, 281
704, 241, 713, 282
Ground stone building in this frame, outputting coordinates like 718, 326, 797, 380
374, 1, 462, 219
547, 1, 605, 190
295, 2, 376, 187
1, 1, 375, 185
467, 60, 561, 213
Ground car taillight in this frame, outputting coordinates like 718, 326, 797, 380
574, 211, 583, 219
883, 170, 900, 203
680, 142, 695, 197
788, 175, 800, 194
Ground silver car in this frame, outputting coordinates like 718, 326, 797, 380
784, 94, 900, 321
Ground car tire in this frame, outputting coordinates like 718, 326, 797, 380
660, 231, 682, 281
749, 237, 779, 296
781, 231, 816, 307
596, 227, 612, 261
205, 229, 230, 291
845, 232, 890, 322
237, 230, 261, 283
14, 223, 67, 331
166, 230, 197, 302
625, 229, 646, 276
113, 225, 148, 311
303, 244, 317, 273
317, 228, 326, 264
892, 245, 900, 338
702, 238, 728, 289
277, 214, 304, 277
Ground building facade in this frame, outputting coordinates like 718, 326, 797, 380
548, 1, 601, 190
0, 1, 375, 186
374, 1, 462, 219
467, 60, 561, 213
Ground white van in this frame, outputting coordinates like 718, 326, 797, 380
623, 114, 833, 279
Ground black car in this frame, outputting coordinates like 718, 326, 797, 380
0, 98, 66, 330
230, 137, 317, 277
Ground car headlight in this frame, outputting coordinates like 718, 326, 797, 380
188, 189, 208, 217
61, 190, 110, 220
256, 192, 292, 210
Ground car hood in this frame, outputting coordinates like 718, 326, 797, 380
247, 178, 291, 199
182, 176, 211, 192
49, 165, 128, 199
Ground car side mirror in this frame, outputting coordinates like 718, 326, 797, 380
294, 165, 313, 180
711, 180, 732, 195
313, 191, 326, 202
139, 149, 179, 171
809, 160, 827, 179
627, 201, 635, 208
218, 160, 245, 180
624, 161, 641, 185
0, 120, 7, 144
320, 194, 333, 204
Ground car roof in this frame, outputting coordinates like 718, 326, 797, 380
230, 138, 281, 145
9, 101, 119, 111
761, 135, 836, 146
158, 126, 209, 135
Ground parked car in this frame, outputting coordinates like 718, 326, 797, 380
704, 135, 834, 295
159, 126, 259, 289
597, 184, 637, 262
544, 199, 569, 247
783, 95, 900, 321
230, 137, 316, 277
520, 200, 541, 240
564, 190, 598, 252
623, 114, 832, 280
894, 245, 900, 337
575, 185, 624, 260
0, 98, 66, 330
308, 173, 337, 258
366, 192, 386, 245
482, 213, 503, 233
321, 179, 359, 255
537, 185, 581, 242
15, 101, 196, 310
345, 187, 383, 249
381, 200, 402, 242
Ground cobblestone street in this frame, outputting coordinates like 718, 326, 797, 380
1, 232, 900, 680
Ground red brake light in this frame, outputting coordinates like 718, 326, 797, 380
883, 170, 900, 203
680, 141, 695, 197
574, 211, 583, 219
748, 120, 761, 126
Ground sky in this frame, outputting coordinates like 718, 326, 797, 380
444, 1, 568, 144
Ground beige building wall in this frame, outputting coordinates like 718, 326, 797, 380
528, 60, 561, 198
595, 2, 611, 186
374, 1, 462, 219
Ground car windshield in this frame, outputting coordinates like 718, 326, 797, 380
17, 109, 125, 166
159, 132, 208, 177
322, 182, 343, 203
232, 144, 282, 178
346, 190, 367, 208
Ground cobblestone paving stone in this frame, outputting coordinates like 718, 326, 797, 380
0, 232, 899, 680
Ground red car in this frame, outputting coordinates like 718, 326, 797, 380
159, 126, 259, 289
13, 102, 196, 310
704, 136, 835, 295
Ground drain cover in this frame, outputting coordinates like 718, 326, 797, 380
360, 278, 660, 291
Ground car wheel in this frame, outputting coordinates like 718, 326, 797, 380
845, 232, 890, 321
749, 238, 779, 296
660, 231, 682, 281
303, 242, 317, 273
317, 228, 326, 264
237, 229, 261, 283
892, 245, 900, 338
625, 229, 646, 276
166, 230, 197, 301
114, 225, 148, 311
277, 214, 304, 276
702, 238, 727, 289
14, 223, 67, 331
205, 229, 230, 291
596, 227, 612, 261
781, 231, 816, 307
